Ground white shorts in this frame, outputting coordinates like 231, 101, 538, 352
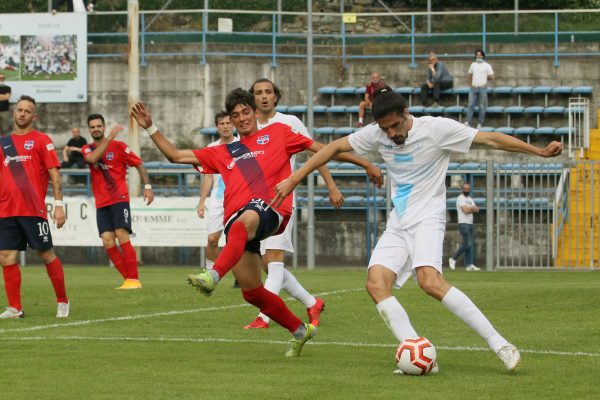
368, 217, 445, 288
206, 204, 224, 235
260, 209, 295, 255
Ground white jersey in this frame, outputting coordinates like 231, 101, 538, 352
206, 137, 239, 209
468, 61, 494, 87
348, 116, 477, 230
456, 194, 476, 224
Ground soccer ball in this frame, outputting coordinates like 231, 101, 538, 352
395, 337, 437, 375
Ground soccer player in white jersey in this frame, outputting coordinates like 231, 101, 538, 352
197, 111, 237, 272
243, 78, 344, 329
272, 88, 563, 372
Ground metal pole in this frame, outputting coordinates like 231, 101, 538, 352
486, 160, 494, 270
48, 0, 52, 12
307, 0, 315, 269
277, 0, 282, 34
482, 14, 487, 55
427, 0, 432, 34
514, 0, 519, 34
201, 0, 208, 65
340, 0, 346, 69
410, 15, 416, 69
553, 12, 560, 67
128, 0, 141, 197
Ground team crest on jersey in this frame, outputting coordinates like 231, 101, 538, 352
256, 135, 269, 145
106, 152, 114, 161
24, 140, 35, 150
46, 143, 55, 151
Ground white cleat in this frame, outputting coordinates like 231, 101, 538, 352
56, 302, 70, 318
466, 264, 481, 272
497, 344, 521, 371
0, 306, 24, 319
448, 258, 456, 270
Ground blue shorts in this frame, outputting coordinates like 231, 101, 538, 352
96, 201, 132, 236
0, 216, 54, 251
224, 199, 284, 255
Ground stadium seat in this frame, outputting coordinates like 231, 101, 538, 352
451, 87, 470, 95
505, 106, 525, 114
551, 86, 573, 94
317, 86, 337, 95
496, 127, 515, 135
490, 86, 513, 94
512, 86, 533, 94
335, 86, 356, 95
313, 105, 327, 113
144, 161, 162, 169
425, 105, 445, 114
355, 87, 366, 95
545, 106, 566, 114
532, 86, 553, 94
478, 126, 494, 132
275, 105, 288, 113
327, 105, 347, 113
486, 106, 505, 114
334, 127, 354, 135
314, 127, 335, 135
346, 105, 360, 113
393, 87, 415, 95
408, 106, 425, 114
534, 127, 556, 135
460, 162, 481, 170
572, 86, 593, 95
444, 106, 465, 114
448, 162, 460, 170
288, 105, 308, 113
514, 126, 535, 135
344, 195, 365, 203
524, 106, 544, 114
555, 127, 571, 135
199, 127, 217, 135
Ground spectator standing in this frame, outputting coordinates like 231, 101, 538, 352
466, 49, 494, 129
357, 72, 384, 127
420, 53, 453, 106
0, 74, 11, 137
449, 182, 480, 271
61, 127, 87, 168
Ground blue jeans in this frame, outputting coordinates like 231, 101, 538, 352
453, 223, 475, 266
466, 86, 488, 126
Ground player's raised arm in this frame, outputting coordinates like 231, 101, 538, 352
130, 102, 200, 165
83, 124, 123, 164
472, 131, 563, 157
48, 167, 65, 228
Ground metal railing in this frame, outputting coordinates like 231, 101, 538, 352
85, 8, 600, 68
568, 97, 590, 158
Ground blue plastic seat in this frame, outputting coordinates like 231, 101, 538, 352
534, 127, 556, 135
425, 106, 445, 114
408, 106, 425, 114
144, 161, 162, 169
334, 127, 354, 135
275, 105, 288, 113
491, 86, 513, 94
555, 127, 571, 135
460, 162, 481, 170
505, 106, 525, 114
199, 127, 217, 135
335, 86, 356, 95
514, 127, 535, 135
572, 86, 593, 95
355, 87, 366, 95
551, 86, 573, 94
478, 126, 494, 132
327, 105, 347, 113
313, 105, 328, 113
532, 86, 553, 94
346, 105, 360, 113
444, 106, 465, 114
345, 196, 365, 203
486, 106, 504, 114
496, 127, 515, 134
513, 86, 533, 94
318, 86, 337, 95
314, 127, 335, 135
448, 162, 460, 170
393, 87, 415, 95
451, 87, 470, 95
524, 106, 544, 114
545, 106, 566, 114
288, 105, 308, 113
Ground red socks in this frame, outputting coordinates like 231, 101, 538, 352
120, 241, 139, 280
212, 221, 248, 278
45, 258, 68, 303
106, 245, 127, 279
2, 264, 22, 310
242, 286, 303, 333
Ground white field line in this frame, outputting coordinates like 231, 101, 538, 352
0, 287, 365, 334
0, 335, 598, 358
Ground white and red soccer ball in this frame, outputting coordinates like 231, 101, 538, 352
395, 337, 437, 375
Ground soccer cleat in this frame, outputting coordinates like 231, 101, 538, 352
0, 307, 24, 319
393, 361, 439, 375
306, 297, 325, 326
116, 279, 143, 290
56, 302, 70, 318
466, 265, 481, 272
244, 317, 269, 330
232, 280, 240, 289
285, 323, 317, 357
497, 344, 521, 371
186, 269, 215, 296
448, 257, 456, 270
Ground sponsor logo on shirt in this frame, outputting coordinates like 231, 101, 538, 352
256, 135, 269, 145
227, 150, 265, 170
125, 147, 131, 154
46, 143, 55, 151
106, 152, 114, 161
24, 140, 35, 150
3, 154, 32, 166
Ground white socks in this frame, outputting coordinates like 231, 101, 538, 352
375, 296, 418, 342
441, 287, 509, 353
263, 262, 285, 295
205, 259, 214, 270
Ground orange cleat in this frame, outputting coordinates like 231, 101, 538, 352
307, 297, 325, 326
244, 317, 269, 330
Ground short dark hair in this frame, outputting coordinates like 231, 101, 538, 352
18, 95, 36, 106
475, 48, 485, 58
372, 88, 407, 120
225, 88, 256, 114
214, 110, 229, 125
249, 78, 282, 106
87, 113, 105, 126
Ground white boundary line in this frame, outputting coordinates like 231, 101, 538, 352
0, 335, 598, 358
0, 288, 364, 334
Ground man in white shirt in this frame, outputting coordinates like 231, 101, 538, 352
272, 87, 563, 373
466, 49, 494, 129
449, 182, 480, 271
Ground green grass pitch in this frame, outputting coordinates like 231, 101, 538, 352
0, 267, 598, 399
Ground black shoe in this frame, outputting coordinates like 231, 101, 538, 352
232, 280, 240, 288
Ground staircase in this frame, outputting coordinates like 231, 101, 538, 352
554, 110, 600, 269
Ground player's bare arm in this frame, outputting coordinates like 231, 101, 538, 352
48, 167, 66, 228
314, 165, 343, 209
130, 102, 199, 165
135, 164, 155, 205
83, 124, 124, 164
197, 174, 214, 218
473, 131, 563, 157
